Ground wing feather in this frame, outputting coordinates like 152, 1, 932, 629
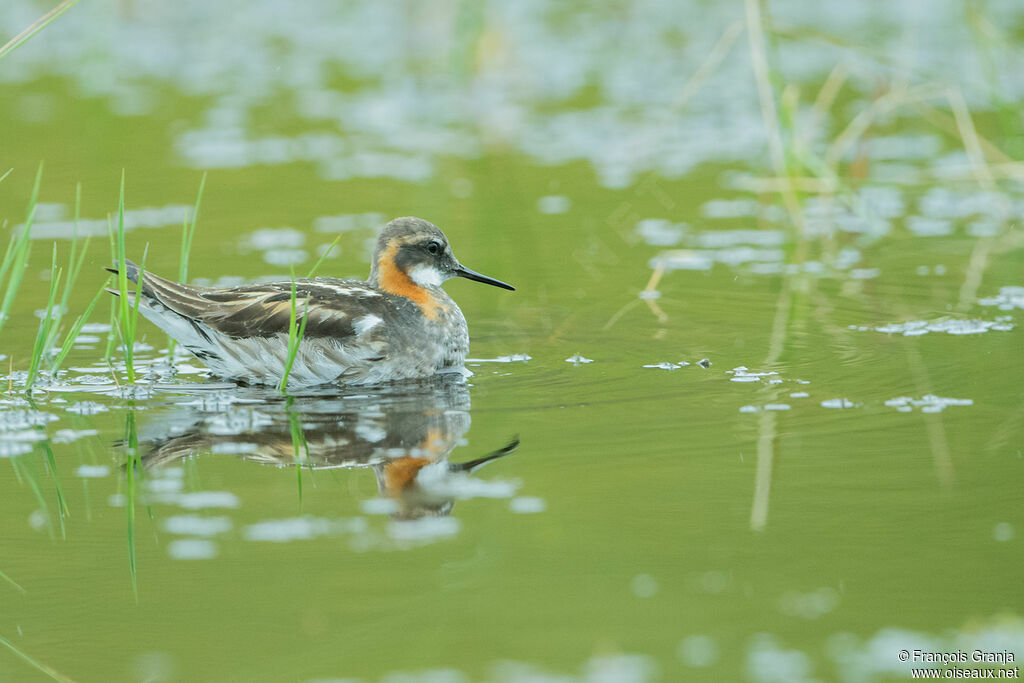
112, 260, 391, 343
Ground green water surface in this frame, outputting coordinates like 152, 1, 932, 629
1, 2, 1022, 682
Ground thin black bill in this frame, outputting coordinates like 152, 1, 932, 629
455, 266, 515, 291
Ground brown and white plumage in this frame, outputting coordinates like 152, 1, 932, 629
107, 217, 514, 387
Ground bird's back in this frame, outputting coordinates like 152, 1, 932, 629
112, 262, 469, 386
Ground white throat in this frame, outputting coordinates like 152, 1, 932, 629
409, 265, 445, 288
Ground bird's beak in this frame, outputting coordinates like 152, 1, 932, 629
454, 265, 515, 291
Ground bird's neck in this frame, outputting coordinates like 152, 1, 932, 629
371, 245, 446, 321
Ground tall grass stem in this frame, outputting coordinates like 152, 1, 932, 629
0, 0, 81, 60
0, 163, 43, 334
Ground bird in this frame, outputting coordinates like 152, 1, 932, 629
106, 216, 514, 387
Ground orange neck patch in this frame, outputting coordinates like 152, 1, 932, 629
376, 243, 443, 321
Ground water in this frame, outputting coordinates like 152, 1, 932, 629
1, 1, 1023, 681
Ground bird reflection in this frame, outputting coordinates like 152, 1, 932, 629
137, 376, 518, 519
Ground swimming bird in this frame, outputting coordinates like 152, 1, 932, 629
106, 216, 514, 387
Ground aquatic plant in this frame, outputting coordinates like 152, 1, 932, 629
37, 439, 69, 539
305, 235, 340, 278
24, 246, 62, 389
285, 397, 309, 502
0, 0, 81, 61
103, 219, 118, 362
272, 236, 347, 393
113, 172, 133, 379
112, 172, 149, 384
123, 409, 141, 597
277, 271, 310, 394
167, 173, 207, 359
11, 180, 105, 388
43, 184, 92, 360
0, 164, 42, 335
178, 173, 206, 284
8, 448, 55, 541
0, 633, 74, 683
0, 568, 25, 594
48, 282, 107, 379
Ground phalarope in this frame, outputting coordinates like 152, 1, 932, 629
107, 216, 514, 387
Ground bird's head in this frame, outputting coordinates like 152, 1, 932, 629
369, 217, 514, 294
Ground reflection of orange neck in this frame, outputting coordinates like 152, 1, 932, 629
422, 428, 444, 455
376, 243, 441, 321
383, 457, 431, 496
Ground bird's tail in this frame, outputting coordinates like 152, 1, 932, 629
104, 260, 151, 301
103, 261, 215, 320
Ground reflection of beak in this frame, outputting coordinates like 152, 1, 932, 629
450, 437, 519, 472
454, 265, 515, 291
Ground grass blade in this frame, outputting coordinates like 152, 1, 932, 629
0, 168, 29, 280
0, 0, 82, 61
39, 440, 68, 539
128, 245, 149, 369
115, 171, 135, 383
47, 183, 90, 352
0, 634, 76, 683
50, 281, 108, 376
168, 173, 206, 360
179, 172, 206, 284
305, 235, 340, 278
0, 567, 25, 593
277, 270, 310, 394
9, 454, 54, 540
285, 397, 307, 503
123, 410, 140, 598
0, 163, 43, 334
103, 217, 117, 361
25, 245, 61, 388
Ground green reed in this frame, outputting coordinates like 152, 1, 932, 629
0, 163, 42, 335
168, 173, 207, 360
178, 172, 206, 284
0, 567, 25, 593
18, 396, 71, 536
277, 270, 310, 394
8, 451, 54, 541
114, 172, 134, 380
285, 397, 308, 503
44, 184, 92, 356
38, 439, 69, 539
305, 235, 340, 278
0, 0, 80, 61
103, 219, 118, 361
123, 409, 140, 598
49, 282, 107, 378
270, 236, 341, 393
25, 246, 62, 388
130, 247, 149, 366
18, 181, 102, 387
112, 172, 149, 384
0, 633, 75, 683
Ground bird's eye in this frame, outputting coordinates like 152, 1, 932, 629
426, 241, 442, 255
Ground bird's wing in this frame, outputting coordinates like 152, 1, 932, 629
111, 262, 388, 342
176, 280, 375, 340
